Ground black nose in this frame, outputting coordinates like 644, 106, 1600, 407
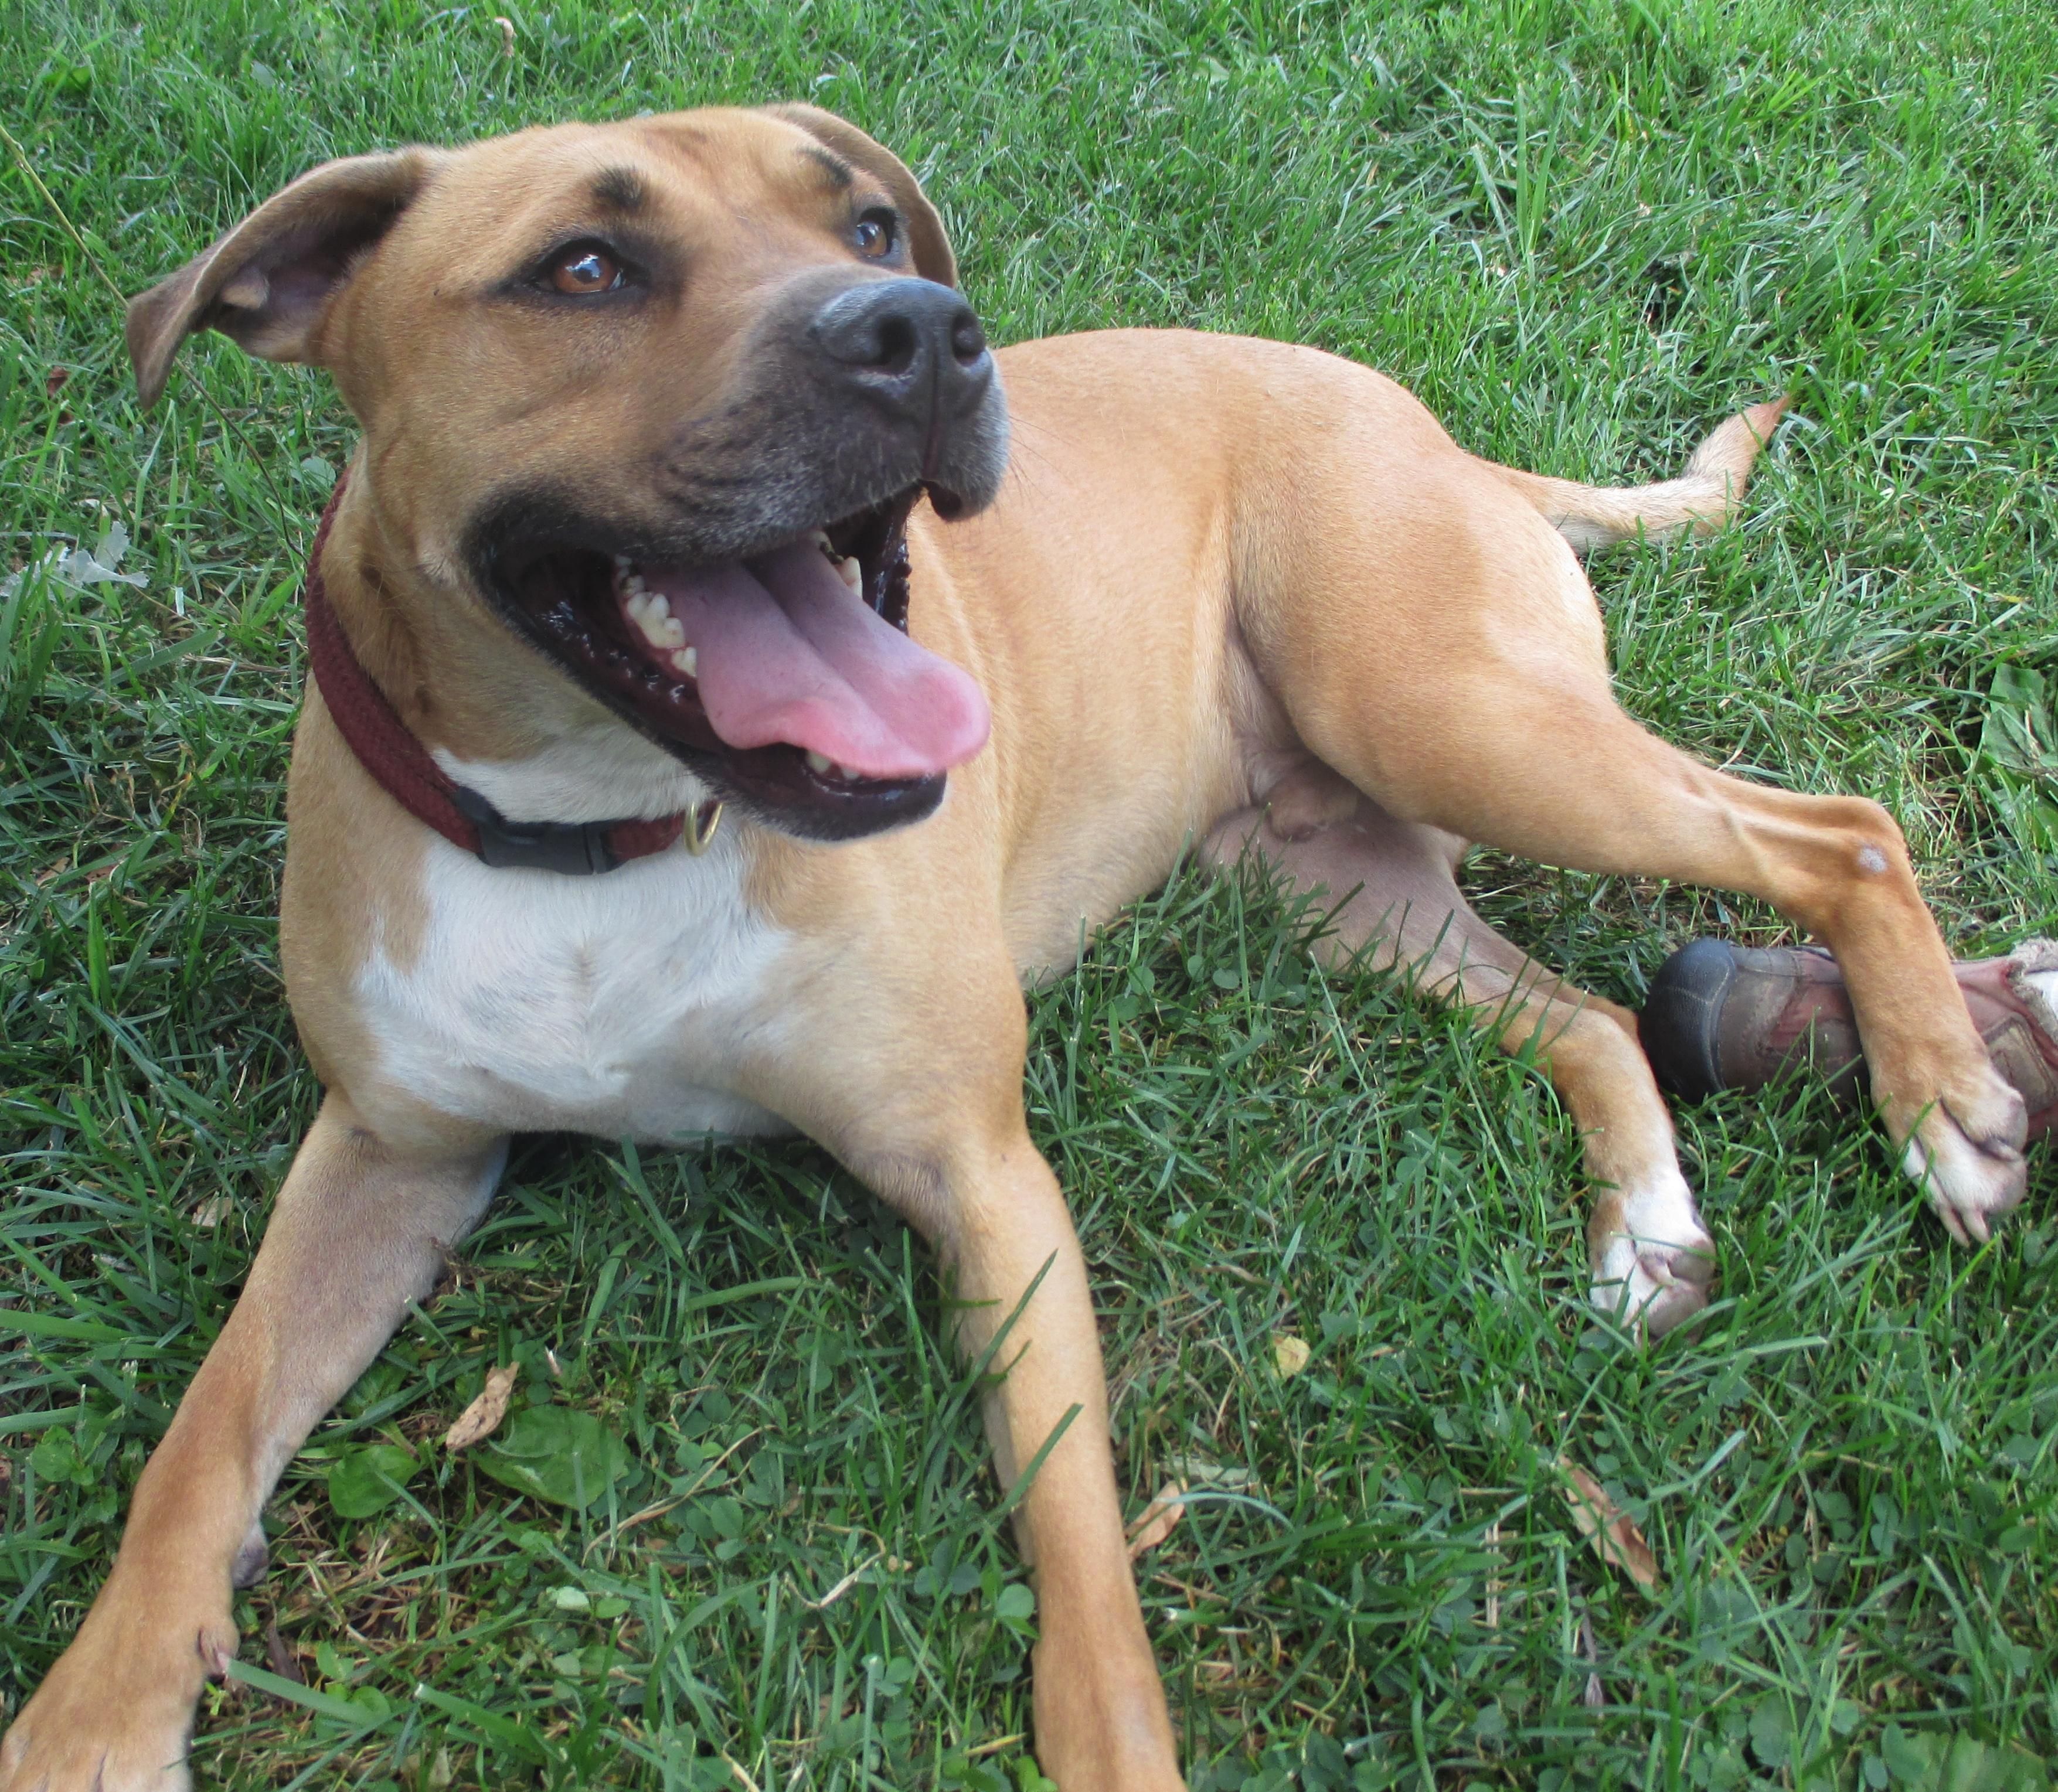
810, 278, 992, 431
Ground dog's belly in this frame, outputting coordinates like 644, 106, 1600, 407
352, 833, 790, 1142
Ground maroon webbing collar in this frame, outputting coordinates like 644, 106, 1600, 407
302, 475, 690, 875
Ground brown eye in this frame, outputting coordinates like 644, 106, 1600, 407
854, 213, 896, 259
549, 246, 623, 294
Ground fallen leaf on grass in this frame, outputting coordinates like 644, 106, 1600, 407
1578, 1611, 1604, 1707
1559, 1459, 1660, 1591
1, 524, 148, 601
443, 1363, 518, 1452
1126, 1481, 1189, 1558
263, 1616, 303, 1685
1164, 1453, 1257, 1492
1271, 1333, 1311, 1377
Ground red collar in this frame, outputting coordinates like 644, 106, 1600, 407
303, 475, 702, 874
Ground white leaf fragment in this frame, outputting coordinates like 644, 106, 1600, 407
2, 523, 148, 599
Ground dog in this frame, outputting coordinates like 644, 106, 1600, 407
1, 105, 2027, 1792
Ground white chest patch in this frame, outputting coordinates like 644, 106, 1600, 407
355, 826, 790, 1143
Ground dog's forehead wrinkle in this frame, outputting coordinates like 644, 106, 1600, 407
587, 163, 649, 213
681, 130, 877, 224
633, 115, 774, 193
417, 139, 681, 263
799, 144, 855, 192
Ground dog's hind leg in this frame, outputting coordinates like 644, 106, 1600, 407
1245, 442, 2026, 1250
0, 1098, 506, 1792
1202, 761, 1714, 1334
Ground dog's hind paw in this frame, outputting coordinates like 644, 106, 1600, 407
1588, 1170, 1717, 1340
1899, 1069, 2028, 1246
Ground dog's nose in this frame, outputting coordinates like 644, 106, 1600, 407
810, 279, 992, 429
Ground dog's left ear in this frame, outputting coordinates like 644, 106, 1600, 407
126, 148, 443, 409
760, 105, 957, 289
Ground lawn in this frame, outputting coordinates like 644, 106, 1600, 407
4, 0, 2057, 1787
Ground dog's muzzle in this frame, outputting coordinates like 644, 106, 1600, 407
466, 274, 1012, 843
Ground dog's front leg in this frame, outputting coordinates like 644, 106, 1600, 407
797, 983, 1183, 1792
948, 1132, 1182, 1791
1, 1095, 505, 1792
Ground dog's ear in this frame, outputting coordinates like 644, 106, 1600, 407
126, 148, 441, 410
760, 106, 957, 289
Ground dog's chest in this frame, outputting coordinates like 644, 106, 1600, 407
353, 834, 789, 1142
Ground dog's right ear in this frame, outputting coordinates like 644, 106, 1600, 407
126, 149, 441, 410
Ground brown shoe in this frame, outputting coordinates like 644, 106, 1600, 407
1641, 936, 2058, 1140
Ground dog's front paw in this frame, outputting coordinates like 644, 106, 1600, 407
1030, 1631, 1186, 1792
1588, 1169, 1717, 1339
1, 1610, 231, 1792
1894, 1061, 2029, 1245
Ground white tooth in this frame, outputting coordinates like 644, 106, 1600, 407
836, 556, 862, 593
809, 529, 834, 553
833, 762, 856, 781
625, 588, 686, 652
672, 646, 698, 677
624, 571, 647, 597
613, 553, 631, 574
635, 593, 684, 649
805, 750, 832, 774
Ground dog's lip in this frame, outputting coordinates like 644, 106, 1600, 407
483, 482, 977, 837
923, 481, 969, 521
613, 519, 988, 780
505, 482, 962, 594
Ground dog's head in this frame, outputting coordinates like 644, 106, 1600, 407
128, 107, 1011, 840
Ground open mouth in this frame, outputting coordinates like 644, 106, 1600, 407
495, 485, 991, 839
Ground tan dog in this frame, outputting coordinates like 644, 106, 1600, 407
2, 107, 2026, 1792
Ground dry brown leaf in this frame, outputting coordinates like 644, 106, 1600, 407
443, 1363, 519, 1452
192, 1195, 232, 1230
1578, 1612, 1604, 1707
1559, 1459, 1660, 1591
263, 1615, 304, 1685
1271, 1333, 1311, 1378
1125, 1480, 1189, 1558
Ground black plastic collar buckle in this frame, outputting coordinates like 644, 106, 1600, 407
451, 785, 621, 875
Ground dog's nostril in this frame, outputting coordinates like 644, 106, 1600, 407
950, 315, 987, 367
870, 313, 919, 374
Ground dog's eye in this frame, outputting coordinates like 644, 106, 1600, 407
546, 245, 625, 295
854, 212, 897, 260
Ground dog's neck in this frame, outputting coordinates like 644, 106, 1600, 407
317, 472, 713, 829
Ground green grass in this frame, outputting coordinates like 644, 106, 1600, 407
4, 0, 2057, 1787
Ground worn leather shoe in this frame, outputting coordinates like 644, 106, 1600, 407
1641, 936, 2058, 1140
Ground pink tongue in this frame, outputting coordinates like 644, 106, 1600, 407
639, 542, 989, 780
